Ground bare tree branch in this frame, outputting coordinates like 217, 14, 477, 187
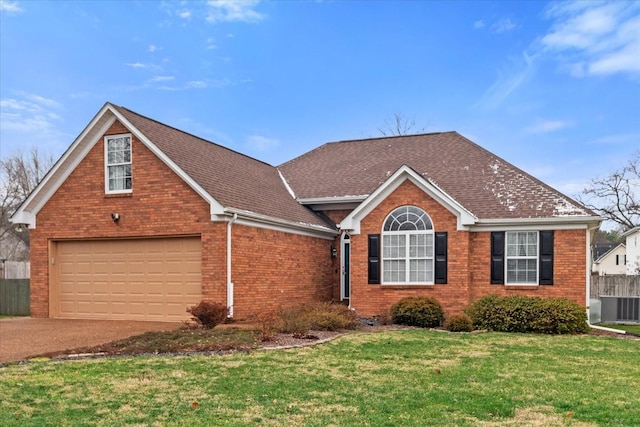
378, 113, 426, 137
0, 148, 53, 260
579, 151, 640, 231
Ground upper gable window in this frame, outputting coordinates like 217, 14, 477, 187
382, 206, 434, 284
105, 134, 132, 193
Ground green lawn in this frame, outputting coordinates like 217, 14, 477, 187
1, 330, 638, 426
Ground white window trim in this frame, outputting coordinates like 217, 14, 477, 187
505, 230, 539, 285
104, 133, 132, 194
381, 206, 434, 285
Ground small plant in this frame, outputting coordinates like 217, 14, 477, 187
275, 302, 360, 334
304, 302, 360, 331
390, 297, 444, 328
253, 311, 280, 342
445, 313, 474, 332
465, 295, 589, 334
187, 301, 228, 329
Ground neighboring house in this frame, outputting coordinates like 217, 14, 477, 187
592, 243, 626, 276
622, 226, 640, 275
11, 103, 602, 322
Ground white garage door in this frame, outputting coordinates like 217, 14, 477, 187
53, 237, 202, 321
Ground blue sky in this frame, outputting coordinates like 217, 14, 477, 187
1, 0, 639, 202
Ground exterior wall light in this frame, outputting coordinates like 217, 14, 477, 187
111, 213, 120, 223
331, 245, 337, 258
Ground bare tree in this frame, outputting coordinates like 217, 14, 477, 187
0, 149, 54, 260
579, 151, 639, 231
378, 113, 426, 137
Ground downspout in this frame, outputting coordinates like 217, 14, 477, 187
227, 213, 237, 318
585, 225, 625, 334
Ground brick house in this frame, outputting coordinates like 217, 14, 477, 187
11, 103, 601, 321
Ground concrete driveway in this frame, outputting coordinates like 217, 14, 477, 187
0, 317, 181, 364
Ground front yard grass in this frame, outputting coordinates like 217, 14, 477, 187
1, 329, 638, 426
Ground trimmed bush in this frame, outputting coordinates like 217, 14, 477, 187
465, 295, 589, 334
187, 301, 228, 329
445, 313, 474, 332
391, 297, 444, 328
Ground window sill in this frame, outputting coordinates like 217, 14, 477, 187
104, 193, 133, 198
380, 284, 436, 290
505, 285, 540, 290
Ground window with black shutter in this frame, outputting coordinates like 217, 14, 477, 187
491, 231, 505, 284
434, 232, 447, 284
368, 234, 380, 284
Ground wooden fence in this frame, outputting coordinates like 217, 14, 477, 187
0, 261, 30, 279
591, 275, 640, 298
0, 279, 30, 316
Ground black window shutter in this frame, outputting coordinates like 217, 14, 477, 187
539, 230, 554, 285
434, 232, 447, 284
490, 232, 505, 285
368, 234, 381, 285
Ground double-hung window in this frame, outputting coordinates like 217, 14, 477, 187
505, 231, 538, 284
382, 206, 433, 284
105, 134, 132, 193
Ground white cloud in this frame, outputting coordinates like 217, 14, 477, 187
491, 18, 517, 34
473, 20, 485, 29
525, 119, 571, 134
149, 75, 175, 82
541, 1, 640, 76
148, 44, 158, 53
206, 37, 217, 50
187, 80, 208, 89
126, 62, 146, 69
0, 95, 67, 153
0, 0, 23, 13
246, 135, 279, 152
155, 78, 232, 91
589, 133, 640, 145
206, 0, 264, 23
476, 51, 537, 110
179, 9, 192, 19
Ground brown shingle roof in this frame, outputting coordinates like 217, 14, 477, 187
113, 105, 334, 229
278, 132, 595, 220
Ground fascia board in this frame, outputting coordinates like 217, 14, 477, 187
621, 226, 640, 238
340, 165, 477, 234
471, 215, 603, 231
297, 195, 368, 205
109, 106, 225, 216
10, 103, 117, 227
219, 208, 339, 239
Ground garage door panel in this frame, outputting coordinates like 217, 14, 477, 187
55, 237, 202, 321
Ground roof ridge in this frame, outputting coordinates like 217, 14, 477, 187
114, 104, 275, 168
278, 131, 455, 168
331, 130, 452, 144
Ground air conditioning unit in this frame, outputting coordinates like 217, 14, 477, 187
600, 296, 640, 323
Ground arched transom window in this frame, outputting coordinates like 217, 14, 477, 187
382, 206, 434, 284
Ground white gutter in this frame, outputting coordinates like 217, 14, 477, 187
227, 213, 237, 318
589, 323, 627, 334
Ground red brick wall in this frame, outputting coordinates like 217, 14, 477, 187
350, 180, 472, 317
30, 119, 337, 319
468, 229, 587, 306
230, 224, 338, 320
30, 120, 223, 317
348, 180, 589, 318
